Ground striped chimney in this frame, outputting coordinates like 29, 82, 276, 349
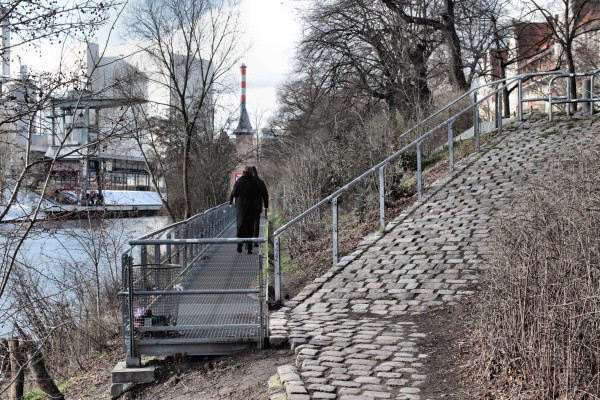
240, 63, 247, 106
234, 63, 252, 134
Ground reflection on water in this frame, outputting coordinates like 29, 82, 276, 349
0, 216, 171, 333
0, 216, 170, 265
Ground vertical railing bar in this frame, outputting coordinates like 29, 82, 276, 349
518, 78, 523, 121
183, 225, 188, 271
417, 143, 422, 198
498, 90, 503, 134
166, 233, 172, 264
154, 244, 160, 266
258, 251, 264, 349
494, 91, 499, 128
274, 235, 281, 304
448, 121, 454, 174
126, 255, 139, 367
175, 229, 180, 266
332, 197, 339, 266
378, 167, 385, 229
120, 252, 128, 352
265, 222, 270, 303
474, 91, 480, 152
140, 245, 147, 290
592, 74, 596, 115
549, 78, 555, 122
567, 75, 572, 116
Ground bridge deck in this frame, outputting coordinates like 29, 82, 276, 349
131, 216, 266, 352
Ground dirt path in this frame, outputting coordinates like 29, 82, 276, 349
122, 348, 294, 400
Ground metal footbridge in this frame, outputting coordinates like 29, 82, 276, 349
120, 204, 268, 367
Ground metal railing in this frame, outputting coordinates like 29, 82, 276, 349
547, 70, 600, 121
271, 69, 600, 303
120, 204, 268, 367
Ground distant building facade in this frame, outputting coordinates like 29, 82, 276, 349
486, 3, 600, 117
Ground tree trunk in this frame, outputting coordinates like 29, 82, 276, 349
443, 0, 469, 91
182, 125, 193, 220
503, 87, 511, 118
566, 46, 578, 112
8, 337, 24, 400
28, 346, 64, 400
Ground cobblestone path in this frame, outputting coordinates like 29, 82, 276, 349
267, 114, 600, 400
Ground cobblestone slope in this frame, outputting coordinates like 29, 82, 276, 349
267, 114, 600, 400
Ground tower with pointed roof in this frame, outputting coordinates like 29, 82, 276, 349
234, 63, 253, 135
232, 63, 256, 182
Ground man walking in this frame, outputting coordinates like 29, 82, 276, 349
230, 166, 260, 254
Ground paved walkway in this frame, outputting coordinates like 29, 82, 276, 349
267, 114, 600, 399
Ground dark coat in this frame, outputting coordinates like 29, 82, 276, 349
254, 175, 269, 214
229, 173, 260, 238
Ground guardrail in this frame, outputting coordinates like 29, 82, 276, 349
271, 69, 600, 303
120, 203, 242, 366
121, 203, 234, 276
121, 236, 266, 367
547, 71, 600, 121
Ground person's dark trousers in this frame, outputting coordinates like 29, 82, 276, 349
253, 210, 261, 246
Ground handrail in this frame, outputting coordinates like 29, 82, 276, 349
133, 202, 231, 241
118, 234, 267, 367
547, 70, 600, 121
273, 70, 566, 237
271, 69, 600, 304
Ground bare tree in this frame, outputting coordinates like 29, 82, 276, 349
298, 0, 438, 118
526, 0, 600, 108
0, 0, 128, 297
485, 6, 559, 116
123, 0, 244, 220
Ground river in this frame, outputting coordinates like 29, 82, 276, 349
0, 216, 170, 333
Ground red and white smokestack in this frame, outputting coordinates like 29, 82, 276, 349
234, 62, 252, 134
240, 63, 247, 109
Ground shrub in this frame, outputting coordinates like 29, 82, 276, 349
477, 149, 600, 399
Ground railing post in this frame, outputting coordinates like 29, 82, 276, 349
591, 74, 596, 115
498, 91, 503, 134
140, 245, 147, 290
193, 220, 198, 258
175, 229, 180, 266
274, 235, 281, 303
125, 255, 140, 368
518, 78, 523, 121
332, 197, 339, 265
183, 225, 188, 270
549, 79, 554, 122
567, 76, 572, 117
417, 143, 422, 198
154, 244, 160, 266
258, 250, 264, 349
120, 252, 128, 352
166, 233, 172, 263
378, 166, 385, 229
448, 122, 454, 174
473, 91, 480, 152
153, 243, 161, 288
494, 91, 499, 128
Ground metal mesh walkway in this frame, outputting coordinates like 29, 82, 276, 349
122, 207, 268, 360
176, 220, 265, 340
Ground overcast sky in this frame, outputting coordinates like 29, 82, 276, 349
12, 0, 303, 129
235, 0, 303, 126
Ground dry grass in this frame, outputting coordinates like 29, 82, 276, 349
476, 149, 600, 399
